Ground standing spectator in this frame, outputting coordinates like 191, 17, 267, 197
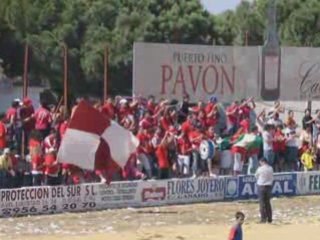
300, 125, 313, 152
0, 148, 15, 189
188, 124, 203, 178
5, 100, 20, 148
136, 126, 153, 179
284, 126, 299, 171
302, 108, 313, 130
34, 101, 52, 139
20, 98, 35, 155
178, 94, 190, 124
273, 125, 286, 172
262, 125, 275, 167
29, 131, 44, 186
285, 110, 297, 129
311, 110, 320, 143
255, 157, 274, 224
177, 131, 192, 177
0, 115, 7, 151
300, 147, 315, 172
156, 132, 171, 179
247, 126, 263, 175
101, 97, 116, 119
226, 101, 239, 135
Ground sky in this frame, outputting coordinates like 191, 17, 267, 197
200, 0, 244, 14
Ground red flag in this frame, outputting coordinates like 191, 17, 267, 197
57, 100, 139, 176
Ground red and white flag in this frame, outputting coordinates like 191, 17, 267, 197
57, 100, 139, 173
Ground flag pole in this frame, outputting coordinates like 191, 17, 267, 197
63, 44, 68, 113
21, 43, 29, 157
103, 46, 108, 101
23, 43, 29, 98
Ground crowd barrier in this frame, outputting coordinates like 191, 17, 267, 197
1, 171, 320, 217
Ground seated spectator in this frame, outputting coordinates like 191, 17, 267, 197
0, 148, 15, 189
44, 148, 60, 186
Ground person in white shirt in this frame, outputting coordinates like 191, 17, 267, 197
284, 126, 298, 171
262, 124, 275, 166
255, 157, 274, 223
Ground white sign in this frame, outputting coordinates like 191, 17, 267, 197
133, 43, 320, 101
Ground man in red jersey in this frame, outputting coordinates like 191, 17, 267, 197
34, 101, 52, 139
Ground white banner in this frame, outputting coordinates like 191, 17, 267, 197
133, 43, 320, 101
0, 177, 225, 217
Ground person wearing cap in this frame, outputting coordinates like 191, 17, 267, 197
255, 157, 274, 223
0, 148, 15, 189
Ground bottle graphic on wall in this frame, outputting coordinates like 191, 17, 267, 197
261, 0, 281, 101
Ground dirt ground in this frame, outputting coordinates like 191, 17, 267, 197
1, 196, 320, 240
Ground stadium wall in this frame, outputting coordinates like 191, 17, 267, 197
0, 172, 318, 217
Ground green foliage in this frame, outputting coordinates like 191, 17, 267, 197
0, 0, 319, 98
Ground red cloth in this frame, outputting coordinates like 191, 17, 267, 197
0, 121, 6, 149
34, 107, 52, 130
156, 145, 170, 169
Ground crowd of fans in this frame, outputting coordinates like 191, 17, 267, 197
0, 94, 320, 189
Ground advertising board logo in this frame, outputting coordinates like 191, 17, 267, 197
142, 186, 166, 202
225, 178, 238, 198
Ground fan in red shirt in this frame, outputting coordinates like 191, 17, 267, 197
205, 97, 219, 128
136, 127, 153, 179
20, 98, 35, 135
188, 125, 204, 177
29, 131, 44, 186
156, 132, 171, 179
44, 148, 60, 185
177, 131, 192, 177
226, 101, 240, 135
239, 97, 255, 121
273, 125, 286, 172
0, 117, 7, 151
101, 97, 116, 119
160, 108, 173, 131
146, 95, 156, 115
34, 102, 52, 139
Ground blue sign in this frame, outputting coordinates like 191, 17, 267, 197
238, 173, 297, 199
